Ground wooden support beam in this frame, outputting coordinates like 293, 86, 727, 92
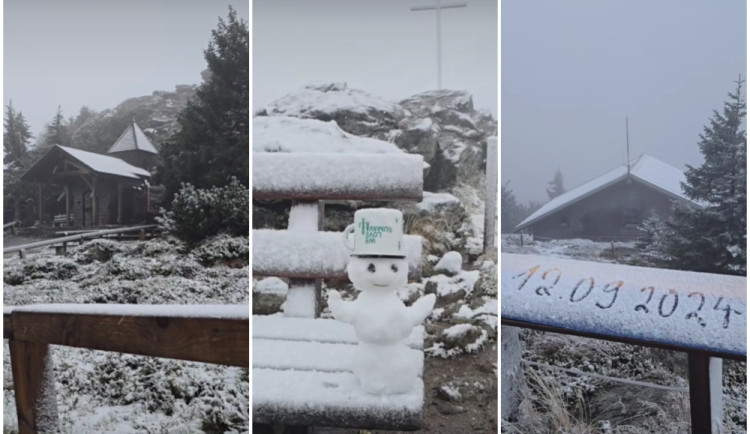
37, 184, 43, 224
117, 182, 123, 224
91, 178, 97, 227
11, 312, 249, 367
688, 352, 712, 434
64, 186, 71, 227
9, 340, 59, 434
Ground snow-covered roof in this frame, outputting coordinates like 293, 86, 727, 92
107, 121, 158, 154
515, 154, 694, 231
60, 146, 151, 178
19, 145, 152, 183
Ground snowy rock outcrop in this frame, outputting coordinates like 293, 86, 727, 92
255, 83, 497, 192
256, 82, 406, 137
70, 85, 196, 154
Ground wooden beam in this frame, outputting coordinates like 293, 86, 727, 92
11, 312, 249, 367
9, 340, 59, 434
4, 311, 13, 339
252, 153, 424, 201
65, 186, 71, 226
688, 352, 712, 434
117, 182, 123, 224
37, 184, 43, 223
252, 230, 423, 281
91, 178, 97, 226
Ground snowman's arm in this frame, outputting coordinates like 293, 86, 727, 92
407, 293, 436, 326
327, 290, 355, 324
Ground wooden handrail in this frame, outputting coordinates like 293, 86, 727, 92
4, 221, 19, 229
3, 224, 157, 255
4, 304, 249, 434
252, 153, 424, 201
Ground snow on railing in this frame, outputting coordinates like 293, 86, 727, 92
252, 153, 424, 201
4, 304, 248, 433
501, 253, 746, 434
253, 230, 422, 280
3, 225, 158, 257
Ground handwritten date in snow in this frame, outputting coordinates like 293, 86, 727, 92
512, 265, 742, 330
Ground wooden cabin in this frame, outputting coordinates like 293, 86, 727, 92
21, 123, 158, 228
514, 155, 700, 241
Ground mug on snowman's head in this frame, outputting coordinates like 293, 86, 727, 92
343, 208, 405, 258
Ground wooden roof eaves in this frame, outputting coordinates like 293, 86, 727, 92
515, 174, 701, 232
514, 173, 628, 232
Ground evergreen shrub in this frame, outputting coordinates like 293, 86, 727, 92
157, 178, 249, 245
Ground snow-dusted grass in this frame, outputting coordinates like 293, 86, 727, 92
3, 235, 249, 433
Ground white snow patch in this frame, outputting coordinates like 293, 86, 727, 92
435, 251, 463, 274
253, 116, 402, 153
416, 192, 460, 212
254, 277, 288, 295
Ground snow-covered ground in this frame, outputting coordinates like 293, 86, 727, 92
3, 236, 249, 433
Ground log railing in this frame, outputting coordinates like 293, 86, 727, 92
4, 304, 249, 434
3, 224, 158, 258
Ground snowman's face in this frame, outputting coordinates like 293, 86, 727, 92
347, 257, 408, 292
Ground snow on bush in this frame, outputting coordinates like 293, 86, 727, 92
426, 323, 489, 359
194, 234, 249, 266
157, 177, 249, 245
424, 269, 480, 299
434, 251, 463, 275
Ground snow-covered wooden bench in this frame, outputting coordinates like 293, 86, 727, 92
501, 253, 746, 433
4, 304, 248, 433
252, 152, 426, 431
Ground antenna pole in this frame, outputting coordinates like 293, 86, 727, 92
626, 117, 630, 175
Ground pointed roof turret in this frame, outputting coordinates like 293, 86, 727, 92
107, 120, 158, 154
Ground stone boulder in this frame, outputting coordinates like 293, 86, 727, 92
255, 82, 406, 137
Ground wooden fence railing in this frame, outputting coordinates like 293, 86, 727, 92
501, 253, 746, 434
4, 221, 19, 236
3, 224, 158, 258
4, 304, 249, 434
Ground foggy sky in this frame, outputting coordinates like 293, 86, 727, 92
502, 0, 746, 204
4, 0, 249, 141
253, 0, 498, 117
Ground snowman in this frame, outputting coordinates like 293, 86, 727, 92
328, 208, 436, 395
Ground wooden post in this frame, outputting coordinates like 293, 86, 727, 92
91, 178, 97, 227
64, 186, 71, 227
688, 352, 713, 434
483, 137, 497, 254
9, 340, 59, 434
37, 184, 43, 224
117, 182, 123, 225
285, 201, 321, 318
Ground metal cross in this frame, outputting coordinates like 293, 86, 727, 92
410, 0, 467, 90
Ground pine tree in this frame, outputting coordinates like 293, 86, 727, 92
3, 101, 34, 222
546, 168, 566, 200
44, 106, 72, 147
666, 77, 747, 275
160, 7, 249, 199
4, 101, 32, 166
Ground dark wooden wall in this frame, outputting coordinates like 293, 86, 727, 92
528, 179, 679, 241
